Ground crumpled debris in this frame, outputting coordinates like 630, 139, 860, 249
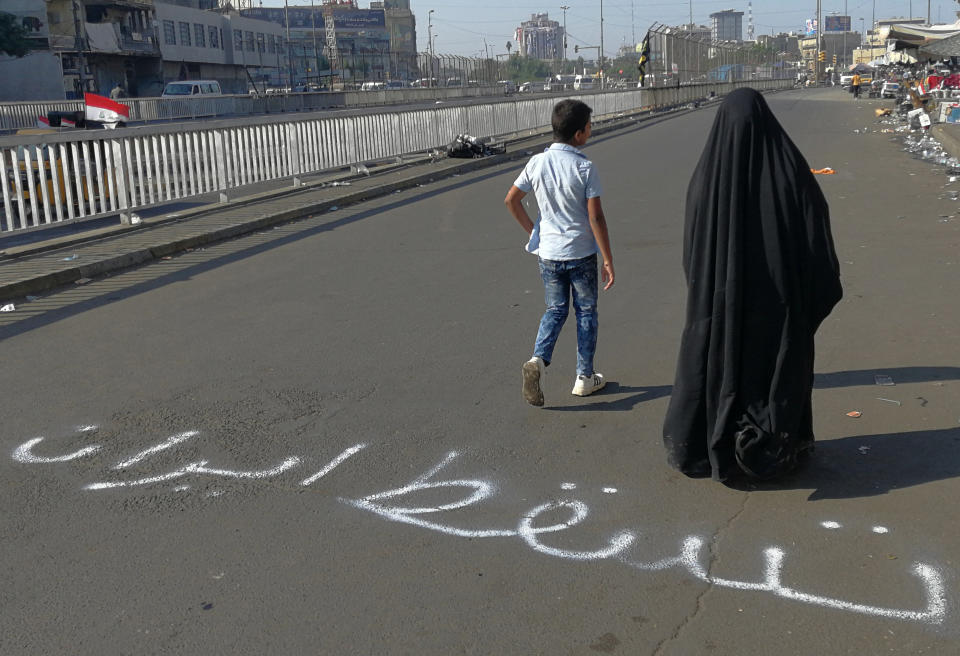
875, 374, 895, 386
62, 254, 78, 261
811, 167, 836, 175
846, 410, 863, 418
858, 445, 871, 454
447, 133, 506, 159
0, 303, 14, 312
328, 181, 351, 187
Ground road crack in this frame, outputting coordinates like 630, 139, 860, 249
651, 491, 751, 655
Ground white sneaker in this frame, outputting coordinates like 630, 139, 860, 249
522, 356, 544, 406
572, 373, 605, 397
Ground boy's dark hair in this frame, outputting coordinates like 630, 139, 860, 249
552, 99, 593, 142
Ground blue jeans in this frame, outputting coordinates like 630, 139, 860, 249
533, 254, 599, 376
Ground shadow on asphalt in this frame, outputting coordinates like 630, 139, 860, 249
750, 425, 960, 501
814, 366, 960, 388
545, 383, 672, 411
0, 166, 516, 341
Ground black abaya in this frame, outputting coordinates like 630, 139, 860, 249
662, 88, 843, 481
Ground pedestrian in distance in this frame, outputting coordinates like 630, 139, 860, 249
504, 99, 615, 407
110, 83, 126, 100
851, 72, 862, 99
662, 88, 843, 482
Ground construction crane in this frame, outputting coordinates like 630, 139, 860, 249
322, 0, 356, 83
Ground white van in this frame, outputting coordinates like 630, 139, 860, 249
574, 75, 595, 91
161, 80, 223, 97
360, 81, 386, 91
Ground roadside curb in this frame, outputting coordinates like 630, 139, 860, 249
0, 100, 707, 303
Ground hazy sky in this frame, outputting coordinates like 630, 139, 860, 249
259, 0, 960, 57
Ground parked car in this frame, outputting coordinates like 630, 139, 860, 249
161, 80, 222, 97
839, 73, 854, 87
498, 80, 516, 94
881, 81, 901, 98
518, 81, 533, 93
360, 81, 386, 91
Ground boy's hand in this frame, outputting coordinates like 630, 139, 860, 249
601, 261, 615, 290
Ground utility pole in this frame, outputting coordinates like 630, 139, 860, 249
599, 0, 605, 89
843, 0, 847, 69
560, 5, 569, 68
311, 0, 319, 85
816, 0, 822, 85
428, 9, 435, 87
71, 0, 88, 96
284, 0, 293, 89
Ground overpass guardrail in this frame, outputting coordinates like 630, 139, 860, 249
1, 79, 792, 235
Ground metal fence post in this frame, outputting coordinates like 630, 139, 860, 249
111, 139, 133, 224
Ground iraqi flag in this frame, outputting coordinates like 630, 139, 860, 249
37, 115, 50, 128
84, 93, 129, 128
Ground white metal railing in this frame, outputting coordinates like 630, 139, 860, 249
0, 79, 791, 234
0, 86, 523, 133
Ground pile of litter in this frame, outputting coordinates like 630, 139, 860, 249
446, 134, 506, 159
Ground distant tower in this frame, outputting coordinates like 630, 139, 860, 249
748, 2, 754, 40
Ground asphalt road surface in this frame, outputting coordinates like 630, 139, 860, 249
3, 87, 960, 654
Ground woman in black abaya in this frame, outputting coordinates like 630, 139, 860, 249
662, 88, 842, 482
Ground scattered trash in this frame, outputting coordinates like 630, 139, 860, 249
25, 295, 38, 301
75, 278, 91, 285
329, 181, 351, 187
62, 254, 78, 261
876, 397, 902, 406
129, 213, 141, 225
875, 108, 892, 117
353, 163, 370, 176
161, 256, 172, 260
329, 205, 338, 212
874, 375, 895, 386
811, 167, 836, 175
858, 445, 871, 454
846, 410, 863, 418
0, 303, 15, 312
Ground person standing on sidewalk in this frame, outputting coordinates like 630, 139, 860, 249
851, 72, 862, 99
662, 88, 842, 482
504, 99, 615, 407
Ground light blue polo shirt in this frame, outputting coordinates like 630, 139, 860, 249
513, 143, 603, 261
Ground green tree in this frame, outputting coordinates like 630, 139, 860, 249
0, 12, 32, 58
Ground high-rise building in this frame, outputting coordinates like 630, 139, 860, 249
710, 9, 744, 42
516, 13, 563, 60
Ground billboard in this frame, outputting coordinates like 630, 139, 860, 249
805, 19, 817, 36
240, 7, 385, 32
824, 15, 851, 32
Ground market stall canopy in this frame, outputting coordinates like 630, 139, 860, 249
848, 62, 875, 73
919, 31, 960, 57
886, 20, 960, 46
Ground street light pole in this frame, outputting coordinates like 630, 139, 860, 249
599, 0, 605, 89
560, 5, 569, 70
428, 9, 435, 87
284, 0, 293, 89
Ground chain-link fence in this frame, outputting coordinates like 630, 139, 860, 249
641, 23, 799, 87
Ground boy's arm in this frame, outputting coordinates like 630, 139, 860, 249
587, 196, 615, 290
504, 185, 534, 235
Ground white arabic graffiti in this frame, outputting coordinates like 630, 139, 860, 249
9, 430, 948, 624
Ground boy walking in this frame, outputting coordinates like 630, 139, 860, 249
504, 99, 615, 407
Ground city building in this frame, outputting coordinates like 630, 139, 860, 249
0, 0, 65, 100
155, 3, 284, 95
240, 0, 416, 87
756, 33, 801, 59
710, 9, 744, 42
45, 0, 161, 98
799, 31, 861, 73
515, 13, 563, 61
673, 23, 711, 41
